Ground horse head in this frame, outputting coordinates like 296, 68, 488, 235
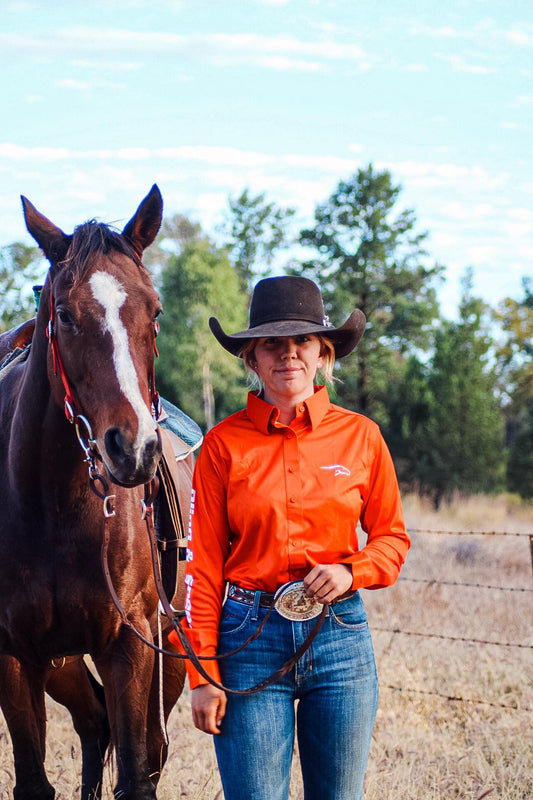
21, 186, 165, 487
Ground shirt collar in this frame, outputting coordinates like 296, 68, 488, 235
246, 385, 330, 435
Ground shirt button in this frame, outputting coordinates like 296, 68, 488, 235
288, 466, 295, 473
298, 405, 304, 413
289, 496, 296, 503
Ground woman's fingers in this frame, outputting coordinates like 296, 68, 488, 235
303, 563, 352, 602
191, 684, 227, 734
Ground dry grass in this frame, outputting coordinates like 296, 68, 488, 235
0, 493, 532, 799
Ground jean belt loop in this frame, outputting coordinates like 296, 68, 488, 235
251, 590, 261, 621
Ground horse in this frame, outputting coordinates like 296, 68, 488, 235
0, 186, 195, 799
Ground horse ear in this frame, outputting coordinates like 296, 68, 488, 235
21, 196, 71, 266
122, 184, 163, 254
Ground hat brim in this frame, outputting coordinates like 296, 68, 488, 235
209, 309, 366, 359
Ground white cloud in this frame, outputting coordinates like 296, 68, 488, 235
56, 78, 90, 90
439, 54, 494, 75
507, 208, 532, 221
0, 28, 371, 72
116, 148, 151, 161
505, 28, 533, 47
503, 221, 533, 238
255, 56, 322, 72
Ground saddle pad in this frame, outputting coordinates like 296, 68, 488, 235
159, 396, 203, 451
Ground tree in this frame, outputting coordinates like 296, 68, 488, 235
155, 235, 248, 430
506, 400, 533, 498
0, 242, 44, 331
219, 189, 296, 297
492, 276, 533, 417
411, 271, 505, 506
490, 278, 533, 498
385, 353, 433, 487
295, 164, 444, 424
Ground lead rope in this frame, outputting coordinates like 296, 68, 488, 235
156, 599, 168, 745
95, 474, 327, 695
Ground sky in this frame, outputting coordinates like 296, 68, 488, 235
1, 0, 532, 319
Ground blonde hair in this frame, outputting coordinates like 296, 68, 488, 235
240, 335, 336, 390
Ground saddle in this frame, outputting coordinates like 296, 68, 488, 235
155, 396, 202, 600
154, 425, 197, 601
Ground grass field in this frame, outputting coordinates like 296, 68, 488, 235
1, 493, 531, 799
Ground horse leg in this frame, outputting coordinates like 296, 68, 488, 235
94, 624, 157, 800
45, 656, 110, 800
0, 654, 55, 800
145, 645, 186, 785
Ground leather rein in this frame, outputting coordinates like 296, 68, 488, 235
47, 284, 327, 696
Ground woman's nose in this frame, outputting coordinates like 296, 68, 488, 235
281, 339, 297, 358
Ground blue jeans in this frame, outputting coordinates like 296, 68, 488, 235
213, 591, 378, 800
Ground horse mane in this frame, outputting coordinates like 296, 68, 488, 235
61, 221, 147, 285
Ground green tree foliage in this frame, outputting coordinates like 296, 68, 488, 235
491, 278, 533, 498
507, 400, 533, 498
219, 188, 296, 297
386, 354, 433, 486
0, 242, 44, 331
155, 235, 248, 430
296, 164, 444, 424
402, 272, 506, 506
492, 277, 533, 414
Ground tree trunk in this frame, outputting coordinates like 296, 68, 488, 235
202, 360, 215, 430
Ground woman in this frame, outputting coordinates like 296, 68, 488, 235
169, 276, 409, 800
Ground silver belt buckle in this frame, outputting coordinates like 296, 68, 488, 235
274, 580, 323, 621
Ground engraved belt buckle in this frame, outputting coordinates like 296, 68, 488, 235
274, 580, 323, 621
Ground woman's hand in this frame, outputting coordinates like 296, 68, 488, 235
303, 563, 353, 604
191, 684, 227, 734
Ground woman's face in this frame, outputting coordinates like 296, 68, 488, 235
251, 334, 324, 408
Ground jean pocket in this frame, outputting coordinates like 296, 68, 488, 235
329, 603, 369, 630
219, 599, 253, 635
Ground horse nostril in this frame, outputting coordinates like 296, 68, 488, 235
104, 427, 126, 461
143, 430, 161, 464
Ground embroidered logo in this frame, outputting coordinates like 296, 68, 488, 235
320, 464, 351, 477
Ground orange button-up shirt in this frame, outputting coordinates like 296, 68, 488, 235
170, 386, 409, 688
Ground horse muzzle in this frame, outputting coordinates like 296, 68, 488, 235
102, 426, 162, 487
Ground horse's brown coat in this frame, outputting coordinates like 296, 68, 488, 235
0, 187, 189, 800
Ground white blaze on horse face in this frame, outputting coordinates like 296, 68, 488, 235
89, 271, 155, 456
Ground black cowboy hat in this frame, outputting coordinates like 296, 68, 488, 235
209, 276, 366, 359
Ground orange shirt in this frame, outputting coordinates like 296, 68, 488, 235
170, 386, 409, 688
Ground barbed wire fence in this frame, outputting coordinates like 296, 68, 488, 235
370, 527, 533, 714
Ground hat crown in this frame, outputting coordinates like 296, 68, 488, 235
249, 277, 328, 328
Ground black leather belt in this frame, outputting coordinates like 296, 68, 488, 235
227, 584, 275, 607
227, 583, 355, 608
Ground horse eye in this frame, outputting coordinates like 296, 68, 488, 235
56, 308, 74, 327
